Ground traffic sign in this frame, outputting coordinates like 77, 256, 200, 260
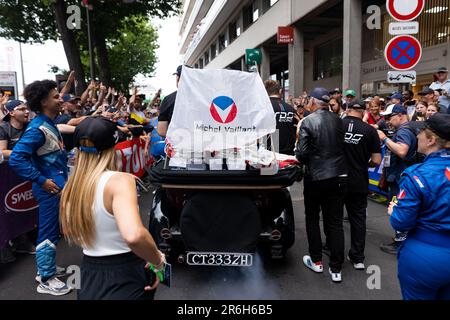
386, 0, 425, 22
245, 48, 262, 65
384, 35, 422, 71
387, 71, 417, 83
389, 22, 419, 35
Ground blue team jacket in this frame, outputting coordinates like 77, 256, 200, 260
390, 149, 450, 234
9, 114, 68, 190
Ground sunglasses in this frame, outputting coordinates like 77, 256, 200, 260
13, 106, 29, 112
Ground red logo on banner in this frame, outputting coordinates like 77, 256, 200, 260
446, 168, 450, 181
385, 35, 422, 71
4, 181, 38, 212
277, 27, 294, 44
115, 137, 152, 178
387, 0, 425, 22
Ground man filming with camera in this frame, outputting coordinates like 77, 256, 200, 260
377, 104, 417, 255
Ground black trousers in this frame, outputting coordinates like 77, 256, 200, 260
344, 192, 368, 264
304, 176, 347, 272
78, 252, 156, 300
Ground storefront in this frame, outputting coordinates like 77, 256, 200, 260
361, 1, 450, 97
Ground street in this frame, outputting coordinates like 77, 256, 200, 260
0, 182, 401, 300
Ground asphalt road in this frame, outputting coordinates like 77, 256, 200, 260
0, 182, 401, 300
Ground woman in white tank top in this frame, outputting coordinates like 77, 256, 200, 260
60, 117, 165, 300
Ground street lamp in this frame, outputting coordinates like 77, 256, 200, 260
84, 1, 95, 80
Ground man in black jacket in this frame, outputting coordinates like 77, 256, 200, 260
296, 87, 348, 283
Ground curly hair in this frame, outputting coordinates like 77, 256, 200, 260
23, 80, 57, 113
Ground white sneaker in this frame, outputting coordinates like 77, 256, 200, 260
347, 255, 365, 270
35, 266, 67, 283
329, 268, 342, 283
37, 277, 71, 296
303, 255, 323, 273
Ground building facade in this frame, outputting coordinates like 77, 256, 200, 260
179, 0, 450, 98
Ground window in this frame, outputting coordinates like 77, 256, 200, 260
194, 64, 199, 69
199, 58, 204, 69
262, 0, 278, 14
229, 21, 238, 43
205, 51, 210, 65
253, 6, 259, 23
243, 4, 253, 31
219, 34, 227, 52
211, 43, 217, 60
314, 38, 343, 80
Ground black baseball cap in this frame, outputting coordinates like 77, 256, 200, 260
437, 67, 448, 73
425, 113, 450, 140
347, 100, 366, 109
389, 93, 403, 101
74, 117, 120, 153
3, 100, 26, 121
173, 65, 192, 77
418, 87, 435, 96
310, 87, 331, 103
329, 88, 342, 94
173, 65, 183, 77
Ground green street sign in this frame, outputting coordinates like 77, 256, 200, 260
245, 48, 262, 65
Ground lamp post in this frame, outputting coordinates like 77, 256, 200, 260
85, 3, 95, 80
18, 42, 26, 91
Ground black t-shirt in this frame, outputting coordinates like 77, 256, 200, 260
270, 98, 297, 155
158, 91, 177, 124
342, 116, 381, 193
0, 121, 25, 150
55, 113, 75, 151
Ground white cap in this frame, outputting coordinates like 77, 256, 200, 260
380, 104, 396, 116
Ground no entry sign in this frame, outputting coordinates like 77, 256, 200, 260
386, 0, 425, 22
384, 35, 422, 71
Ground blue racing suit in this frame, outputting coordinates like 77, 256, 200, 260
390, 149, 450, 300
9, 114, 68, 282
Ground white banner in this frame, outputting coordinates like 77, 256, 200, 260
167, 67, 276, 152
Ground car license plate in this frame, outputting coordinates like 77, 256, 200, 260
186, 252, 253, 267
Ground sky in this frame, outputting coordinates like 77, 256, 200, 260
0, 16, 181, 99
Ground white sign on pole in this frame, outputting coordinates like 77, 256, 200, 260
387, 71, 417, 84
386, 0, 425, 22
0, 71, 18, 99
389, 22, 419, 35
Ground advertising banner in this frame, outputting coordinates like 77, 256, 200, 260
0, 163, 38, 249
115, 137, 152, 178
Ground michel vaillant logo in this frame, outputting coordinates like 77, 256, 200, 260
210, 96, 238, 124
195, 96, 257, 133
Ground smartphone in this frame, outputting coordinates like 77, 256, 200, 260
146, 262, 172, 288
161, 262, 172, 288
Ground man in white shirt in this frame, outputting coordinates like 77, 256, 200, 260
429, 67, 450, 113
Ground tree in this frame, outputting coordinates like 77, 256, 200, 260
107, 16, 159, 92
0, 0, 181, 92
